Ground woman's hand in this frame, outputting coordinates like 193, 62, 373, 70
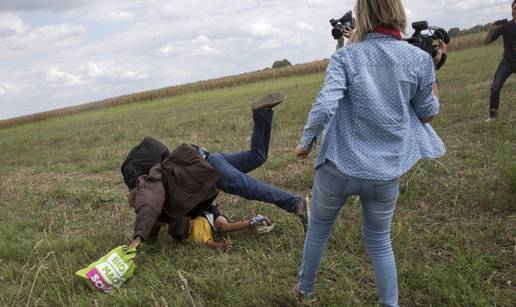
343, 26, 354, 39
295, 144, 311, 160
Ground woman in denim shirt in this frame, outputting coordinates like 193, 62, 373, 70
292, 0, 446, 306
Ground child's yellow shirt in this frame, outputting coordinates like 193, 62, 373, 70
187, 217, 213, 244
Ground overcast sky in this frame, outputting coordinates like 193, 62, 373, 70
0, 0, 512, 120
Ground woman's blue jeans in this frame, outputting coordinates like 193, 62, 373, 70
299, 161, 399, 307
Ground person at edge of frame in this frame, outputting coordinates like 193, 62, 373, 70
484, 0, 516, 121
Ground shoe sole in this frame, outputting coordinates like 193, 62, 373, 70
251, 93, 286, 111
255, 224, 275, 235
300, 196, 311, 233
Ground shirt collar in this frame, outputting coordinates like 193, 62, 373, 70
364, 32, 400, 40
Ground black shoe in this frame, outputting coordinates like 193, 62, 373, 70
251, 93, 286, 111
296, 196, 310, 233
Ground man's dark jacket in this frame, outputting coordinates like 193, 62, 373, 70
130, 143, 221, 240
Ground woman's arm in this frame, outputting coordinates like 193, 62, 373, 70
297, 53, 347, 158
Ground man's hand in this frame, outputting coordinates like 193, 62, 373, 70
432, 39, 447, 69
295, 144, 311, 160
484, 22, 501, 45
488, 22, 501, 32
129, 236, 142, 249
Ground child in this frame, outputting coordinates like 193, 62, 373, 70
169, 203, 274, 252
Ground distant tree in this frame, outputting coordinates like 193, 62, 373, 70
447, 23, 491, 38
272, 59, 292, 69
448, 27, 460, 38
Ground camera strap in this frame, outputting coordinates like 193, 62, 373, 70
374, 27, 402, 40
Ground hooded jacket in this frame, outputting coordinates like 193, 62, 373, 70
131, 143, 221, 240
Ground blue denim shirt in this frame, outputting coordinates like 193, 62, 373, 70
301, 33, 445, 180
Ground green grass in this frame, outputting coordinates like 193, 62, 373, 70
0, 44, 515, 306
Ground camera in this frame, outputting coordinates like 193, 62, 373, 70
494, 18, 509, 25
330, 10, 355, 40
406, 21, 450, 69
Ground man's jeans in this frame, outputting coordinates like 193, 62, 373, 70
490, 59, 516, 117
299, 161, 399, 307
207, 110, 300, 213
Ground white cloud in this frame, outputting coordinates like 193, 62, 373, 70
296, 22, 314, 31
0, 82, 20, 95
0, 23, 86, 57
78, 62, 149, 81
192, 35, 210, 43
45, 68, 84, 86
240, 21, 281, 37
0, 13, 28, 36
157, 45, 185, 56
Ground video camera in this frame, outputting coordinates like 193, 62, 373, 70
330, 10, 355, 40
406, 21, 450, 69
494, 18, 509, 26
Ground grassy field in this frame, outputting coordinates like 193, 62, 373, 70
0, 43, 515, 306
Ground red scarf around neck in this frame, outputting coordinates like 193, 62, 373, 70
374, 27, 402, 40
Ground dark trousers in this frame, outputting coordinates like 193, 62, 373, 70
489, 59, 516, 117
207, 110, 300, 213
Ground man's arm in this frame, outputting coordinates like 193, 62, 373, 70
484, 23, 502, 45
132, 177, 165, 242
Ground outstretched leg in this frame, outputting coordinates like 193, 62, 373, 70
221, 109, 273, 173
207, 152, 300, 213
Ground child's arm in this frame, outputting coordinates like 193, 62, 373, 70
215, 216, 251, 233
205, 239, 233, 252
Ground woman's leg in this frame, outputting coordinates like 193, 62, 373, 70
359, 178, 399, 307
298, 161, 358, 296
220, 110, 273, 173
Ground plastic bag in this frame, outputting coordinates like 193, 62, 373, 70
75, 245, 137, 293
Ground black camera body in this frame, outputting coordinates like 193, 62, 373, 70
494, 18, 509, 26
330, 10, 355, 40
406, 21, 450, 69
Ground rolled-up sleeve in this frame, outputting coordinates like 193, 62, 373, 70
411, 55, 439, 119
300, 53, 347, 149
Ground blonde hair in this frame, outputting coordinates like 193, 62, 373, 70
352, 0, 407, 42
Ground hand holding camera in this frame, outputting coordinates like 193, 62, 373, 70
330, 10, 356, 40
406, 21, 450, 70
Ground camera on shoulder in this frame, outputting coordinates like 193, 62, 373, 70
494, 18, 509, 26
329, 10, 355, 40
405, 21, 450, 69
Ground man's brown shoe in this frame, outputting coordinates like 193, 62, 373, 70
251, 93, 286, 111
